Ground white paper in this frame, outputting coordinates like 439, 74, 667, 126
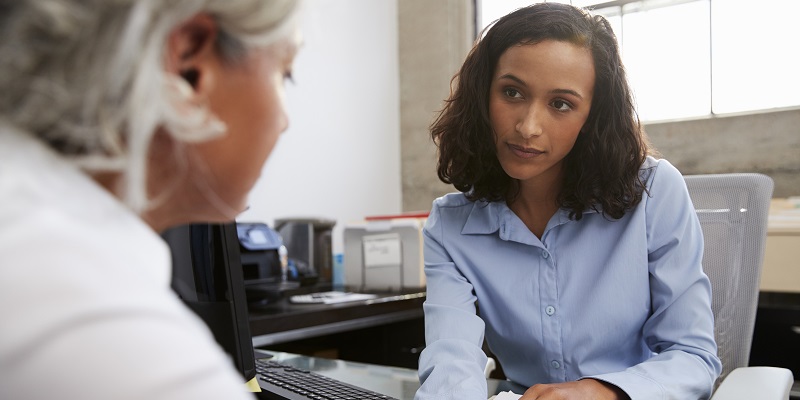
322, 293, 378, 304
490, 391, 522, 400
362, 233, 402, 268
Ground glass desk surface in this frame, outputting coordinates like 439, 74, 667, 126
259, 350, 528, 400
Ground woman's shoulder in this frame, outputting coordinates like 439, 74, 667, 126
426, 192, 485, 231
637, 156, 696, 214
0, 127, 168, 283
431, 191, 477, 209
640, 155, 685, 190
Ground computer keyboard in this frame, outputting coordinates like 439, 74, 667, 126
255, 358, 398, 400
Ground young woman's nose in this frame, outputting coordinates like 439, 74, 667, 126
516, 103, 544, 138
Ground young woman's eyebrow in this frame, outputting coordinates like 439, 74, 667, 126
497, 74, 584, 99
550, 88, 584, 99
497, 73, 526, 86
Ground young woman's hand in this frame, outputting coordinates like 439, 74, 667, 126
520, 379, 629, 400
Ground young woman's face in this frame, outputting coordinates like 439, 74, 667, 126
489, 39, 595, 190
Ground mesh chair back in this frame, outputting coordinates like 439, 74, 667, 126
683, 173, 774, 386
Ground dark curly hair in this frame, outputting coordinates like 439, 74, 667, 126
431, 2, 652, 220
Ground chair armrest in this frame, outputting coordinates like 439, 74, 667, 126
484, 357, 497, 378
710, 367, 794, 400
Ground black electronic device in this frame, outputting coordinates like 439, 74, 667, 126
238, 222, 284, 282
255, 358, 397, 399
164, 222, 256, 382
237, 222, 300, 305
165, 221, 394, 399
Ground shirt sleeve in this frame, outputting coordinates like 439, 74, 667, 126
415, 201, 490, 400
585, 161, 723, 399
0, 209, 257, 400
3, 306, 259, 400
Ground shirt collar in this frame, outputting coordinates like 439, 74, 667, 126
461, 199, 602, 238
462, 200, 503, 235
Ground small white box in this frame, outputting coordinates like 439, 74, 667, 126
343, 217, 426, 291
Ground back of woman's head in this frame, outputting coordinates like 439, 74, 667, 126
0, 0, 299, 212
432, 2, 649, 219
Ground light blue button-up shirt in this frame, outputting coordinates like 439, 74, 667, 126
416, 157, 722, 400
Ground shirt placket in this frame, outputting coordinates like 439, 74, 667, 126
538, 242, 565, 381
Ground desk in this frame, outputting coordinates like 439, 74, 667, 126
249, 288, 425, 346
751, 199, 800, 393
751, 292, 800, 393
249, 288, 426, 368
261, 350, 527, 400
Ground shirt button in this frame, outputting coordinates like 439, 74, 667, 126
551, 360, 561, 369
545, 306, 555, 316
541, 250, 549, 259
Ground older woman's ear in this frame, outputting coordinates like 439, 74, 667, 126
165, 13, 219, 92
161, 13, 227, 143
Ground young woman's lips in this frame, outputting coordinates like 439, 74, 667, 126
508, 144, 544, 159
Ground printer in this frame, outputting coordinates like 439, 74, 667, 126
236, 222, 299, 305
343, 215, 427, 291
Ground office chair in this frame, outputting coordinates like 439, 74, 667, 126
683, 173, 794, 400
483, 173, 794, 397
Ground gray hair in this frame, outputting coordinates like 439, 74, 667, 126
0, 0, 300, 212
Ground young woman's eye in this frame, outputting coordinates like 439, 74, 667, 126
551, 99, 572, 111
503, 88, 522, 99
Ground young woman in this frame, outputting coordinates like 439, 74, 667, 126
0, 1, 300, 399
416, 3, 721, 400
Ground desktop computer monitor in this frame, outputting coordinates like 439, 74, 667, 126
163, 222, 402, 400
163, 222, 256, 382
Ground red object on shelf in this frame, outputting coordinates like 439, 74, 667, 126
364, 211, 430, 221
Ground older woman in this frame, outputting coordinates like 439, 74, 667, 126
0, 1, 300, 399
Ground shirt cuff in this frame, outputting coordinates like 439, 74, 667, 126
584, 370, 666, 400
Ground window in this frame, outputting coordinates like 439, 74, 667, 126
479, 0, 600, 32
619, 0, 711, 121
711, 0, 800, 114
477, 0, 800, 122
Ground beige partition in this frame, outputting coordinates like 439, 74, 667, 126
760, 198, 800, 293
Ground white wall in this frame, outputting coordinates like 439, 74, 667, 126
237, 0, 402, 253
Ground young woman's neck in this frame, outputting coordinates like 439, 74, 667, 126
507, 169, 563, 239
